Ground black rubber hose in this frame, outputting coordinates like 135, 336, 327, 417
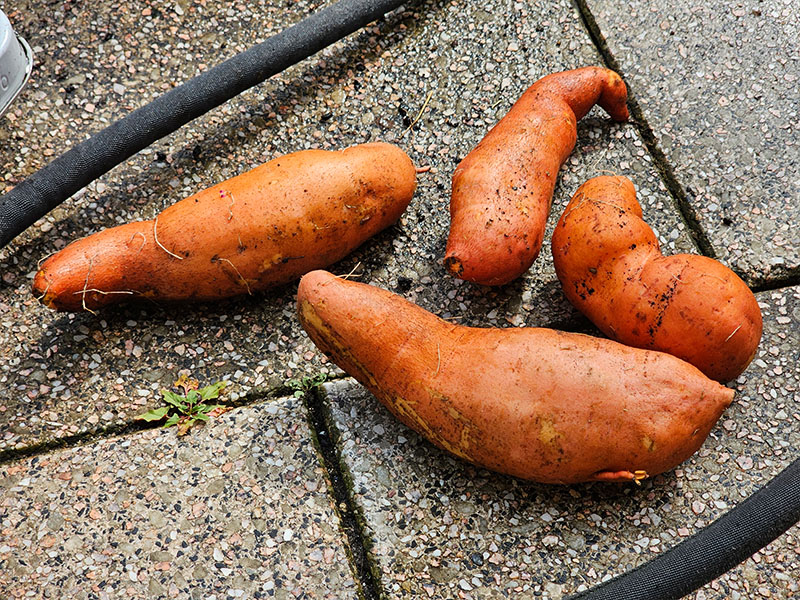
0, 0, 411, 249
567, 455, 800, 600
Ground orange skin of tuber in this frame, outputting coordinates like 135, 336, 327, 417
551, 175, 763, 382
32, 143, 416, 312
297, 270, 734, 484
444, 66, 629, 286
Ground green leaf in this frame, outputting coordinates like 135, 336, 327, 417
136, 406, 170, 421
199, 381, 227, 400
195, 403, 216, 416
162, 389, 188, 410
149, 379, 228, 434
288, 373, 327, 395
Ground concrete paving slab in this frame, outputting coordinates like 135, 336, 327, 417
584, 0, 800, 286
322, 286, 800, 599
1, 0, 694, 451
0, 1, 796, 598
0, 395, 358, 599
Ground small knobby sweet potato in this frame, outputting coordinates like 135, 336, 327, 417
33, 143, 416, 311
297, 270, 734, 484
444, 66, 629, 286
551, 175, 762, 382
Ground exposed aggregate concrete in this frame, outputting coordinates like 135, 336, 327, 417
0, 0, 797, 597
0, 396, 358, 599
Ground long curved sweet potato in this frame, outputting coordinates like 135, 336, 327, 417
444, 66, 629, 286
551, 175, 762, 382
33, 143, 416, 311
297, 270, 734, 484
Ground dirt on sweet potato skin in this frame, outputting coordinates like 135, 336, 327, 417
551, 175, 763, 382
32, 143, 417, 312
297, 269, 734, 484
444, 66, 629, 286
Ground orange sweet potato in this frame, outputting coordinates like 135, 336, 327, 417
444, 66, 629, 286
551, 175, 762, 382
33, 143, 416, 312
297, 270, 734, 484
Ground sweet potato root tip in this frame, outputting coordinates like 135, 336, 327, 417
33, 143, 416, 312
598, 70, 630, 122
552, 175, 763, 382
590, 469, 638, 483
32, 272, 55, 308
443, 255, 463, 278
446, 66, 629, 286
297, 270, 734, 484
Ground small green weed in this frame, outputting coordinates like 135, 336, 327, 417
137, 374, 230, 435
287, 373, 329, 398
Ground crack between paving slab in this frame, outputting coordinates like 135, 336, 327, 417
573, 0, 718, 261
303, 383, 384, 600
750, 271, 800, 294
0, 383, 294, 466
0, 420, 153, 467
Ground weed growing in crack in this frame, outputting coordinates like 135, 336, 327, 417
287, 373, 329, 398
137, 374, 231, 435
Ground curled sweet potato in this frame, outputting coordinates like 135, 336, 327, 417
444, 66, 629, 286
297, 270, 734, 484
551, 175, 762, 382
33, 143, 416, 311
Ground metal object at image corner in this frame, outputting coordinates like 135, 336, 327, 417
0, 9, 33, 118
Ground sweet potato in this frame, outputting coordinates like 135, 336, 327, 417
32, 142, 416, 312
551, 175, 762, 382
297, 270, 734, 484
444, 66, 629, 286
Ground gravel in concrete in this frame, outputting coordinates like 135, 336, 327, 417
323, 285, 800, 599
1, 0, 797, 598
0, 395, 357, 599
585, 0, 800, 286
